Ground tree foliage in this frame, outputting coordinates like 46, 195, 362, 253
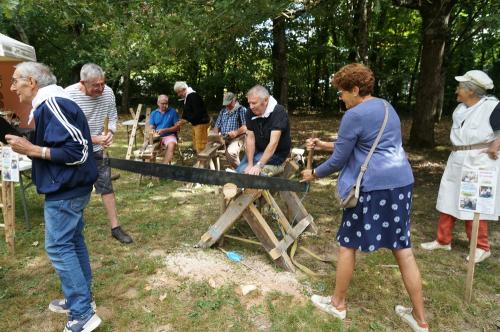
0, 0, 497, 146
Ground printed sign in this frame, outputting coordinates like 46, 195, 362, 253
2, 146, 20, 182
459, 168, 497, 215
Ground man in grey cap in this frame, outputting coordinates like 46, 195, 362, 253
212, 92, 248, 168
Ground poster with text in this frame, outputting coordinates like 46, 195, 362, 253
459, 168, 497, 215
2, 147, 19, 182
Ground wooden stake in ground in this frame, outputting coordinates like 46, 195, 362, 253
464, 212, 480, 303
126, 104, 143, 160
1, 180, 15, 254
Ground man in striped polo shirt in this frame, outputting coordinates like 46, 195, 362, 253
65, 63, 133, 244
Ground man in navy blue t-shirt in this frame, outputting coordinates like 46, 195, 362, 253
236, 85, 291, 176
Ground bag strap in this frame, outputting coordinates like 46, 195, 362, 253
353, 100, 389, 198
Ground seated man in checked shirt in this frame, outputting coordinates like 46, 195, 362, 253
211, 92, 248, 169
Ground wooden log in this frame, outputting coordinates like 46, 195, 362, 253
222, 183, 238, 200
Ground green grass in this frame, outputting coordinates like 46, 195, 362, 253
0, 115, 498, 331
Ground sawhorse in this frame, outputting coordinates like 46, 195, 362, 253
193, 134, 225, 170
197, 170, 317, 272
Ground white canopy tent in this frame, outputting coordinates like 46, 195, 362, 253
0, 33, 36, 62
0, 34, 36, 127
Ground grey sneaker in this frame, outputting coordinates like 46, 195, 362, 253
311, 294, 346, 320
63, 312, 101, 332
49, 299, 96, 314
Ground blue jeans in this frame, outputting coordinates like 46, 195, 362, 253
44, 193, 93, 320
236, 152, 284, 173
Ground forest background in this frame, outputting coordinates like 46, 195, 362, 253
1, 1, 499, 331
1, 0, 498, 148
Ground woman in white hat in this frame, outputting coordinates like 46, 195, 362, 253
421, 70, 499, 263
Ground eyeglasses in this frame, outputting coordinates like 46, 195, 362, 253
11, 76, 27, 86
336, 90, 344, 97
85, 81, 105, 89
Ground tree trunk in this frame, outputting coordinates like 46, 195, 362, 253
409, 1, 455, 148
406, 42, 422, 110
355, 0, 370, 64
310, 25, 328, 109
272, 16, 288, 110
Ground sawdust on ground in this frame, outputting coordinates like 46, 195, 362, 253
150, 248, 309, 299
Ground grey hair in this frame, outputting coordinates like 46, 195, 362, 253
15, 62, 57, 88
247, 85, 270, 99
174, 81, 188, 92
80, 63, 105, 81
460, 81, 487, 97
157, 94, 168, 102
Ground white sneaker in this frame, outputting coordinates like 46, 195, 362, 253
466, 248, 491, 263
395, 305, 429, 332
311, 294, 346, 320
311, 294, 332, 304
420, 240, 451, 251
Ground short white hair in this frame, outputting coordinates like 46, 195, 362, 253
247, 85, 269, 99
157, 94, 168, 102
174, 81, 188, 92
80, 63, 105, 81
460, 81, 487, 97
15, 62, 57, 88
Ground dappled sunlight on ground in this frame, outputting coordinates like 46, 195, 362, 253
0, 114, 498, 331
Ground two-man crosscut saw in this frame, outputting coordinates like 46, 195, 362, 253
99, 157, 308, 192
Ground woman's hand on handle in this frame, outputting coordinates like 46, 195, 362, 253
301, 169, 317, 182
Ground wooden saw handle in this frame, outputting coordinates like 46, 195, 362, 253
306, 133, 315, 170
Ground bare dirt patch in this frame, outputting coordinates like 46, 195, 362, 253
161, 249, 309, 299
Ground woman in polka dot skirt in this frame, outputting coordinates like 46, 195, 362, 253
301, 63, 428, 332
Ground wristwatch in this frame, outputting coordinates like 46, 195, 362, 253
256, 161, 264, 168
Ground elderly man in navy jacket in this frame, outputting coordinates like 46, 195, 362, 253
6, 62, 101, 332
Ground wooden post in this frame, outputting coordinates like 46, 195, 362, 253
464, 212, 480, 303
2, 180, 15, 254
125, 104, 143, 160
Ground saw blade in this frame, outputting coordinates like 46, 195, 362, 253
104, 157, 308, 192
